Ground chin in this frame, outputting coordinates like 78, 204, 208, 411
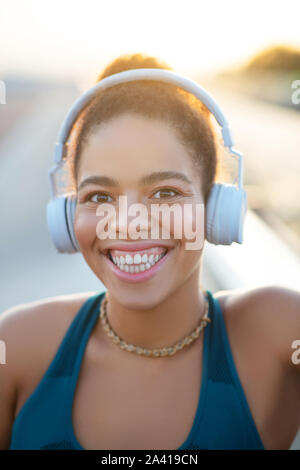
107, 282, 173, 311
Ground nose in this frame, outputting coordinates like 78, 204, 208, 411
119, 194, 151, 240
97, 193, 151, 241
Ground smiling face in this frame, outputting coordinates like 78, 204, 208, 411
74, 113, 206, 309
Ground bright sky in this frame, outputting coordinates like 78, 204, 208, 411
1, 0, 300, 83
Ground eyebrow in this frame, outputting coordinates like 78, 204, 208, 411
78, 171, 193, 191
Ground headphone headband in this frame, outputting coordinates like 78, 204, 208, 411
54, 68, 235, 160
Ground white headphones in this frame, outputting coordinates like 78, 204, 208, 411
47, 68, 247, 253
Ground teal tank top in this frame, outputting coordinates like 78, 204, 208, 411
8, 290, 265, 450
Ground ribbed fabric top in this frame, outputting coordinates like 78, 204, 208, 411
9, 290, 265, 450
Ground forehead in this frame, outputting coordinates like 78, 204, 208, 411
78, 113, 197, 183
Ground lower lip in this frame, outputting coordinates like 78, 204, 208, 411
102, 250, 172, 284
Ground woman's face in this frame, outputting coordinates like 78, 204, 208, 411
75, 113, 205, 309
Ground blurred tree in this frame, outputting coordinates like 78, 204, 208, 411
247, 45, 300, 71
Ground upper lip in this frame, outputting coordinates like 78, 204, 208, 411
101, 241, 174, 255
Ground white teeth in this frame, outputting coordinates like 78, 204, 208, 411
125, 254, 133, 264
109, 249, 167, 273
133, 253, 142, 264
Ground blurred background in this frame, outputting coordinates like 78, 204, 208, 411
0, 0, 299, 449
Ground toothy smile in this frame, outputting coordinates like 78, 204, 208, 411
107, 247, 167, 273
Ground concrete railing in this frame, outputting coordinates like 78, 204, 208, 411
203, 209, 300, 292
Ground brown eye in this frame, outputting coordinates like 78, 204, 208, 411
152, 189, 179, 199
88, 192, 113, 203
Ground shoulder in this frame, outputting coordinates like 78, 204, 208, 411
0, 291, 97, 396
214, 285, 300, 373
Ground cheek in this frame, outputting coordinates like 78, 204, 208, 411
181, 203, 205, 251
74, 209, 99, 249
177, 244, 203, 285
156, 203, 204, 251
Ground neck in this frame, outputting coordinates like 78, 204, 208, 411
103, 269, 207, 351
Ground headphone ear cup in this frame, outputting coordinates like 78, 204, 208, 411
47, 195, 79, 253
66, 194, 81, 252
205, 183, 247, 245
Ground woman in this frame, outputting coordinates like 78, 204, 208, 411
0, 53, 299, 451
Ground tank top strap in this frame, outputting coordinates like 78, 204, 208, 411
205, 289, 236, 384
201, 290, 265, 449
203, 288, 215, 356
47, 290, 106, 380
